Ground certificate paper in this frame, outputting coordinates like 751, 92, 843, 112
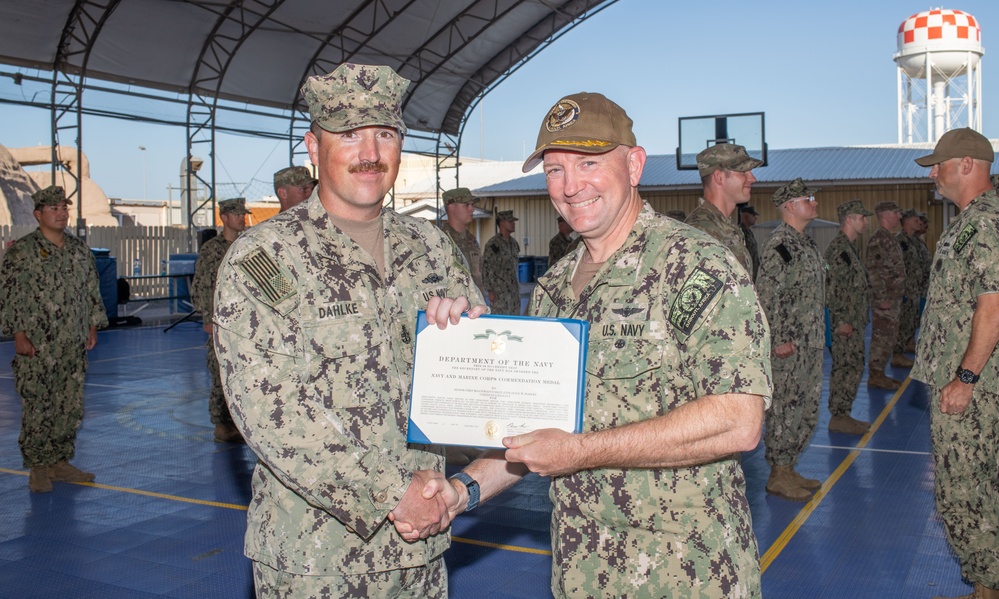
407, 313, 588, 448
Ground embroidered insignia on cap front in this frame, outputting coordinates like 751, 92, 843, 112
669, 267, 723, 334
953, 224, 978, 254
546, 99, 580, 132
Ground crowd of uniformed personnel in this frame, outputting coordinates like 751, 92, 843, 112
2, 59, 995, 599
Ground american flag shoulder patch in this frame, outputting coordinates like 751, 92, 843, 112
237, 248, 296, 307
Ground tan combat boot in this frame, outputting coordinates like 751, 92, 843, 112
49, 461, 96, 483
890, 354, 914, 368
787, 467, 822, 491
829, 415, 871, 436
766, 465, 812, 502
868, 372, 902, 390
28, 466, 52, 493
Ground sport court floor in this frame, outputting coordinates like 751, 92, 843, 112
0, 318, 973, 598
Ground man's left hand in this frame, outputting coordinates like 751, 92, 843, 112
86, 326, 98, 351
939, 378, 973, 415
503, 428, 583, 477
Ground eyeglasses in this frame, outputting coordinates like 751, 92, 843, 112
790, 196, 816, 204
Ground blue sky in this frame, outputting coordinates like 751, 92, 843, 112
2, 0, 998, 200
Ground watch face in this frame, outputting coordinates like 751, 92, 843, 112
957, 368, 976, 384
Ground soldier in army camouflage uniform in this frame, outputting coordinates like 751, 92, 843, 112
191, 197, 250, 443
756, 178, 826, 502
0, 185, 108, 493
440, 187, 483, 295
212, 64, 483, 598
912, 128, 999, 599
866, 200, 910, 389
481, 210, 521, 315
273, 166, 317, 212
685, 143, 763, 276
547, 215, 575, 266
427, 92, 773, 598
739, 203, 761, 280
895, 209, 931, 355
824, 199, 874, 436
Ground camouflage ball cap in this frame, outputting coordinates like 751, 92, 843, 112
273, 166, 316, 188
696, 143, 764, 178
522, 92, 636, 173
302, 63, 410, 134
218, 197, 251, 215
496, 210, 518, 222
442, 188, 478, 205
874, 200, 901, 214
772, 177, 819, 207
32, 185, 72, 209
836, 199, 873, 220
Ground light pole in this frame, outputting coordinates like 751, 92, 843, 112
138, 146, 147, 199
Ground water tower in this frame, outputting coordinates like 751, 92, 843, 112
895, 8, 983, 143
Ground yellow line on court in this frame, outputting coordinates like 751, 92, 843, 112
0, 468, 551, 555
759, 377, 911, 573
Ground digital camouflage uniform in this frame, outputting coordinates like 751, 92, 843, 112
191, 233, 236, 427
912, 189, 999, 589
213, 194, 481, 583
530, 203, 772, 599
756, 222, 825, 467
440, 223, 482, 294
866, 226, 906, 373
547, 231, 573, 266
685, 199, 753, 276
741, 223, 760, 281
482, 232, 521, 315
0, 228, 107, 468
895, 229, 931, 352
824, 231, 870, 417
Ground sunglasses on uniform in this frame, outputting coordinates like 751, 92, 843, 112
790, 196, 816, 204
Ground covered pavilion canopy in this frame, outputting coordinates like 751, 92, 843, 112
0, 0, 618, 223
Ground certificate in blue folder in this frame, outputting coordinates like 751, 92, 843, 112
407, 313, 588, 448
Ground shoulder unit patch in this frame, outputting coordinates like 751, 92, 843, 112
953, 224, 978, 254
237, 248, 296, 307
669, 266, 724, 334
776, 244, 792, 264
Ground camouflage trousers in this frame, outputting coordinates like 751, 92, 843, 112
930, 388, 999, 588
251, 557, 446, 599
765, 347, 823, 467
489, 283, 521, 315
828, 330, 866, 417
206, 339, 234, 426
894, 295, 922, 353
868, 299, 900, 373
13, 349, 87, 468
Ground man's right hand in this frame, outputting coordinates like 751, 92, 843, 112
388, 470, 459, 542
14, 331, 35, 357
834, 323, 854, 337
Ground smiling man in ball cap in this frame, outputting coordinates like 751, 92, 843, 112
434, 91, 772, 598
911, 127, 999, 599
212, 63, 483, 597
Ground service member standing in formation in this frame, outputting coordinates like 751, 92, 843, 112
895, 209, 931, 355
685, 143, 762, 276
0, 185, 108, 493
273, 166, 317, 212
212, 63, 483, 598
866, 200, 911, 389
439, 187, 484, 295
191, 197, 251, 443
547, 215, 575, 265
481, 210, 521, 314
824, 199, 874, 436
756, 178, 826, 502
739, 203, 761, 280
416, 92, 773, 598
912, 128, 999, 599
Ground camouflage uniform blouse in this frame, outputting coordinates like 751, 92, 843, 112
212, 195, 481, 576
685, 199, 753, 276
897, 231, 931, 299
548, 232, 572, 266
439, 223, 483, 293
756, 223, 826, 350
191, 234, 232, 325
481, 233, 520, 313
913, 189, 999, 390
866, 227, 906, 302
530, 203, 771, 598
741, 223, 760, 281
824, 231, 870, 329
0, 229, 107, 345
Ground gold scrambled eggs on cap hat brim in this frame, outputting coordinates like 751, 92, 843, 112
522, 93, 637, 173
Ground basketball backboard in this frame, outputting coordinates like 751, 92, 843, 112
677, 112, 766, 170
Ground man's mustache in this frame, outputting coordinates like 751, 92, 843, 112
348, 161, 388, 174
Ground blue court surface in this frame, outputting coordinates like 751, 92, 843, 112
0, 319, 972, 598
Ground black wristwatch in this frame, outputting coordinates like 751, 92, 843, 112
956, 367, 980, 385
449, 472, 480, 512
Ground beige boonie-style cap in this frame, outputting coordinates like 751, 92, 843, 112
696, 143, 764, 178
302, 63, 410, 134
522, 92, 636, 173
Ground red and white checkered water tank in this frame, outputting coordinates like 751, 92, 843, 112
895, 8, 983, 78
